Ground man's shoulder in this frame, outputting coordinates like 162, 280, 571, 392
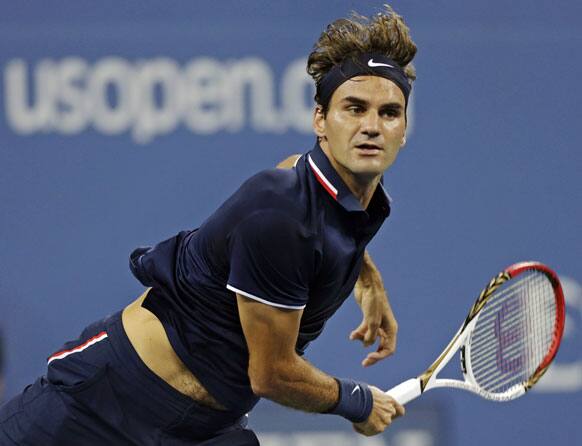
243, 166, 301, 192
236, 166, 306, 215
204, 157, 318, 239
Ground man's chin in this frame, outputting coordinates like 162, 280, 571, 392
350, 160, 390, 177
350, 168, 385, 182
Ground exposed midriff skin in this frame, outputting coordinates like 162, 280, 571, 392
122, 289, 226, 410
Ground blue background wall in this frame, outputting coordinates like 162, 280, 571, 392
1, 1, 581, 445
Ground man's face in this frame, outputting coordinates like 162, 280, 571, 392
313, 76, 407, 183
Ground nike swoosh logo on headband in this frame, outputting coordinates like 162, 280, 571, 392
368, 59, 395, 68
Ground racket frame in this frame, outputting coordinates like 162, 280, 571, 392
386, 261, 565, 405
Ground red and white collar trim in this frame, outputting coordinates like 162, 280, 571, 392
308, 154, 338, 200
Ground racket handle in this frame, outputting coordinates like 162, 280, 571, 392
385, 378, 422, 405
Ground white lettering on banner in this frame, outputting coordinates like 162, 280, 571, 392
228, 58, 282, 133
181, 58, 226, 135
90, 57, 134, 135
281, 58, 315, 132
257, 430, 433, 446
3, 57, 316, 143
3, 57, 415, 144
131, 58, 181, 143
5, 59, 57, 133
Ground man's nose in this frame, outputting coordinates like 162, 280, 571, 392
360, 112, 381, 138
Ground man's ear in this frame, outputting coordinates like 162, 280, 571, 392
313, 106, 326, 139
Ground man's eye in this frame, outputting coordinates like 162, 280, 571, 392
347, 106, 364, 114
381, 109, 401, 118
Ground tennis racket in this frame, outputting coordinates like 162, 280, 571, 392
386, 261, 565, 405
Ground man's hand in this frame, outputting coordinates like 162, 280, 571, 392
353, 386, 405, 436
351, 252, 398, 367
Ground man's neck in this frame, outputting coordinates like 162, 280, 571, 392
339, 167, 380, 210
320, 141, 381, 209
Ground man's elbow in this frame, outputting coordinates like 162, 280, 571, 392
248, 364, 287, 398
249, 377, 271, 398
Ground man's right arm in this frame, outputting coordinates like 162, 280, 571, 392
236, 294, 404, 436
236, 293, 338, 412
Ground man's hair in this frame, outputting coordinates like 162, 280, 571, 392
307, 5, 417, 109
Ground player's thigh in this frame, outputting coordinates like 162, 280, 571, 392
1, 369, 131, 446
0, 377, 74, 446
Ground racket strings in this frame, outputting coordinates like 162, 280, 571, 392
470, 273, 551, 348
476, 277, 555, 391
489, 278, 556, 391
472, 274, 555, 391
470, 277, 544, 360
468, 271, 556, 394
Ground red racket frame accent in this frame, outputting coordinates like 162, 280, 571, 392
505, 261, 566, 373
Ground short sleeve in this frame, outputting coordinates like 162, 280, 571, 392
227, 211, 314, 310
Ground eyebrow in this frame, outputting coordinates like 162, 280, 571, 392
340, 96, 403, 110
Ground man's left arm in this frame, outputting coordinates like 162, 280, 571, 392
350, 251, 398, 367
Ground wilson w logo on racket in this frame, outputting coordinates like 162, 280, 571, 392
386, 261, 566, 404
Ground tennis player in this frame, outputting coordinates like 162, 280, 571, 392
0, 5, 417, 445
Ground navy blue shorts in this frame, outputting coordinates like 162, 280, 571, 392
0, 311, 259, 445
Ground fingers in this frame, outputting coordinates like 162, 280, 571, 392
378, 326, 396, 352
349, 320, 367, 341
383, 405, 396, 419
363, 319, 380, 346
394, 401, 406, 417
383, 393, 405, 417
362, 349, 391, 367
361, 329, 395, 367
352, 406, 398, 436
352, 387, 405, 437
350, 318, 380, 347
352, 321, 397, 367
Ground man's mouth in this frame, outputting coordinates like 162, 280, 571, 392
355, 143, 383, 153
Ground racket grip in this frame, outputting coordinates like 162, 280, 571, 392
385, 378, 422, 405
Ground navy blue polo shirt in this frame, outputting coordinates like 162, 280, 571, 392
129, 142, 391, 415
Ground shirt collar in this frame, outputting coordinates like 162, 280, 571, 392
306, 141, 392, 215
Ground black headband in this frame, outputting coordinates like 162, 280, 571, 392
316, 53, 411, 110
